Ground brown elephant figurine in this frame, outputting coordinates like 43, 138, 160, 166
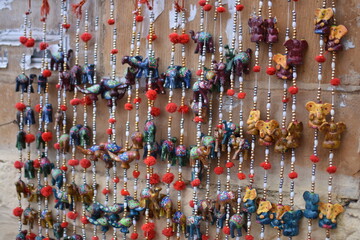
79, 183, 94, 206
319, 202, 344, 229
326, 25, 348, 52
248, 16, 265, 43
255, 120, 281, 146
66, 183, 81, 204
54, 109, 64, 130
189, 30, 214, 54
140, 187, 162, 219
23, 207, 38, 229
196, 199, 216, 222
131, 131, 144, 149
189, 145, 211, 168
286, 121, 303, 149
27, 184, 42, 202
214, 127, 223, 153
159, 195, 174, 219
284, 39, 308, 66
305, 101, 332, 129
319, 121, 346, 149
216, 191, 237, 214
40, 210, 53, 228
15, 179, 28, 199
314, 8, 334, 35
247, 109, 261, 135
273, 54, 293, 80
230, 136, 250, 161
274, 128, 289, 153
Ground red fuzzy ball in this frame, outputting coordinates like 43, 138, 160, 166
55, 84, 61, 89
60, 165, 68, 171
13, 207, 23, 217
70, 98, 81, 106
26, 232, 36, 240
173, 180, 186, 191
60, 105, 68, 111
62, 24, 71, 29
14, 161, 23, 169
107, 19, 115, 25
113, 177, 120, 183
196, 69, 203, 76
33, 159, 40, 168
130, 233, 139, 239
198, 0, 206, 6
15, 102, 26, 111
253, 65, 261, 72
226, 162, 234, 168
310, 155, 320, 163
288, 171, 298, 179
327, 166, 337, 174
81, 216, 89, 224
35, 104, 42, 113
288, 86, 299, 95
106, 129, 113, 135
214, 166, 224, 175
149, 173, 160, 185
111, 49, 118, 54
67, 211, 78, 220
145, 229, 156, 240
108, 118, 116, 124
315, 55, 326, 63
133, 170, 140, 178
150, 107, 161, 117
178, 105, 190, 114
121, 189, 130, 196
236, 4, 244, 11
80, 158, 91, 169
282, 97, 290, 103
249, 174, 255, 179
141, 222, 155, 232
42, 69, 52, 78
125, 103, 133, 111
203, 4, 212, 11
25, 134, 35, 143
330, 78, 340, 86
53, 143, 60, 150
217, 6, 226, 13
147, 34, 157, 41
162, 172, 175, 184
227, 89, 235, 96
237, 172, 246, 180
169, 33, 179, 44
135, 15, 144, 22
179, 34, 190, 44
80, 32, 92, 42
61, 221, 69, 228
202, 235, 209, 240
162, 227, 174, 237
194, 116, 204, 123
191, 179, 201, 187
189, 200, 194, 208
39, 42, 49, 50
266, 67, 276, 75
144, 156, 157, 166
25, 38, 35, 48
245, 235, 254, 240
41, 131, 52, 142
91, 237, 99, 240
133, 97, 142, 104
102, 188, 110, 195
82, 96, 93, 106
68, 159, 79, 166
237, 92, 246, 99
19, 36, 28, 45
223, 226, 230, 235
166, 103, 177, 113
260, 161, 272, 170
41, 186, 53, 197
146, 89, 157, 100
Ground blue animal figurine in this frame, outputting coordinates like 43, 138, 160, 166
53, 188, 71, 210
318, 202, 344, 229
24, 160, 36, 179
53, 222, 64, 239
16, 73, 35, 93
270, 204, 290, 230
179, 66, 192, 88
161, 137, 177, 161
201, 135, 216, 159
79, 126, 91, 147
40, 155, 54, 177
256, 200, 273, 225
16, 230, 27, 240
51, 168, 64, 189
242, 187, 257, 213
229, 213, 245, 238
126, 196, 145, 219
70, 124, 82, 146
282, 210, 303, 237
173, 144, 188, 166
163, 65, 182, 89
221, 120, 237, 152
37, 74, 48, 93
36, 130, 45, 150
87, 216, 110, 233
16, 131, 26, 150
109, 216, 133, 234
42, 103, 53, 123
225, 46, 252, 76
303, 191, 320, 219
24, 107, 36, 125
212, 208, 226, 229
82, 64, 95, 84
186, 215, 202, 240
86, 202, 103, 220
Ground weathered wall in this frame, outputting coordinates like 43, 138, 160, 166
0, 0, 359, 239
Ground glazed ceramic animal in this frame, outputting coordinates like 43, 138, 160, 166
189, 30, 214, 54
163, 65, 183, 89
40, 156, 54, 177
189, 145, 211, 168
221, 120, 237, 151
16, 230, 27, 240
126, 196, 144, 219
27, 183, 42, 202
178, 66, 192, 89
303, 191, 320, 219
53, 188, 71, 210
264, 17, 279, 43
319, 121, 346, 149
109, 216, 133, 234
174, 144, 188, 166
15, 73, 35, 93
50, 49, 73, 71
255, 119, 281, 146
66, 183, 81, 205
77, 144, 113, 168
243, 187, 257, 213
247, 110, 260, 135
42, 103, 53, 123
318, 202, 344, 229
53, 222, 64, 239
225, 46, 252, 76
186, 215, 203, 239
77, 83, 104, 101
201, 135, 216, 159
140, 187, 162, 219
212, 60, 230, 86
216, 191, 237, 214
131, 131, 144, 149
248, 16, 265, 43
24, 160, 36, 179
282, 210, 303, 237
270, 204, 291, 230
256, 200, 273, 225
314, 8, 334, 35
24, 107, 36, 125
305, 101, 332, 129
196, 199, 215, 222
191, 101, 208, 123
274, 128, 289, 153
192, 79, 213, 105
144, 120, 156, 143
70, 124, 82, 146
161, 137, 177, 162
16, 131, 26, 151
36, 130, 45, 150
54, 109, 64, 130
23, 207, 38, 229
284, 39, 308, 66
229, 213, 245, 238
286, 121, 303, 149
51, 168, 64, 189
231, 136, 250, 161
326, 25, 348, 52
273, 54, 293, 80
159, 196, 174, 219
79, 126, 91, 147
121, 55, 160, 79
37, 74, 48, 93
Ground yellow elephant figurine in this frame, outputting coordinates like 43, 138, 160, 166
286, 121, 303, 149
247, 110, 260, 135
256, 200, 273, 224
319, 202, 344, 229
319, 121, 346, 149
255, 119, 281, 146
326, 25, 348, 52
273, 54, 293, 80
243, 187, 257, 213
305, 101, 331, 129
314, 8, 334, 34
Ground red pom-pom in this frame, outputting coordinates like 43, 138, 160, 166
102, 188, 110, 195
179, 34, 190, 44
13, 207, 23, 217
162, 172, 175, 184
41, 186, 53, 197
196, 69, 203, 76
282, 97, 290, 103
214, 166, 224, 175
223, 226, 231, 235
173, 180, 186, 191
106, 128, 113, 135
217, 6, 226, 12
107, 19, 115, 25
133, 97, 142, 104
245, 235, 254, 240
35, 104, 42, 113
68, 159, 79, 166
203, 4, 212, 11
67, 211, 78, 220
266, 67, 276, 75
111, 49, 118, 54
19, 36, 28, 44
178, 105, 190, 114
80, 158, 91, 169
327, 166, 337, 174
226, 162, 234, 168
198, 0, 206, 6
141, 222, 155, 232
189, 200, 195, 208
62, 24, 71, 29
39, 42, 49, 50
310, 155, 320, 163
149, 173, 160, 185
133, 170, 140, 178
166, 103, 177, 113
41, 132, 52, 142
253, 65, 261, 72
25, 134, 35, 143
113, 177, 120, 183
61, 222, 69, 228
288, 86, 299, 95
26, 232, 36, 240
150, 107, 161, 117
260, 161, 272, 170
162, 227, 174, 237
315, 55, 326, 63
288, 171, 298, 179
33, 159, 40, 168
25, 38, 35, 48
15, 102, 26, 111
81, 32, 92, 42
249, 174, 255, 179
236, 4, 244, 11
237, 92, 246, 99
82, 96, 93, 106
108, 118, 116, 124
121, 189, 130, 196
169, 33, 179, 44
227, 89, 235, 96
194, 116, 204, 123
60, 105, 68, 111
53, 143, 60, 150
81, 216, 89, 224
191, 179, 201, 187
56, 84, 61, 89
70, 98, 81, 106
42, 69, 52, 78
146, 89, 157, 100
147, 34, 157, 41
144, 156, 156, 166
330, 78, 340, 86
135, 15, 144, 22
125, 103, 133, 111
60, 165, 68, 171
202, 235, 210, 240
130, 233, 139, 239
237, 172, 246, 180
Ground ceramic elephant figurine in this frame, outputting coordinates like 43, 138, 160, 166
173, 144, 188, 166
144, 120, 156, 143
270, 204, 291, 229
190, 145, 211, 168
212, 208, 226, 229
314, 8, 334, 35
70, 124, 82, 146
189, 30, 214, 54
229, 213, 245, 238
319, 121, 346, 149
51, 168, 64, 189
326, 25, 348, 52
305, 101, 332, 129
186, 215, 202, 240
24, 107, 36, 125
196, 199, 215, 222
77, 83, 105, 101
221, 120, 237, 152
192, 79, 213, 105
303, 191, 320, 219
36, 130, 45, 150
225, 46, 252, 76
201, 135, 216, 159
212, 60, 230, 87
53, 222, 64, 239
255, 119, 281, 146
273, 54, 293, 80
264, 17, 279, 43
77, 144, 113, 169
231, 136, 250, 161
15, 73, 35, 93
82, 64, 95, 84
163, 65, 182, 89
37, 74, 48, 93
282, 210, 303, 237
42, 103, 53, 123
70, 64, 83, 85
248, 16, 265, 43
59, 133, 70, 153
16, 131, 26, 150
40, 210, 54, 228
284, 39, 308, 66
24, 160, 36, 179
40, 156, 54, 177
60, 70, 74, 92
27, 183, 42, 203
161, 137, 177, 161
243, 187, 257, 213
286, 121, 303, 149
23, 207, 38, 229
159, 196, 174, 219
247, 110, 260, 135
86, 202, 103, 220
79, 183, 94, 206
256, 200, 274, 225
216, 191, 237, 214
16, 230, 27, 240
143, 141, 160, 159
79, 126, 91, 147
122, 55, 160, 79
140, 187, 162, 219
172, 211, 187, 234
53, 188, 71, 210
108, 149, 140, 169
123, 65, 138, 85
54, 109, 64, 131
319, 202, 344, 229
179, 66, 192, 89
50, 49, 73, 71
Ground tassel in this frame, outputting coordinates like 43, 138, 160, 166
41, 0, 50, 18
72, 0, 87, 19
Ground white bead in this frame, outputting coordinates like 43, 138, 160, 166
260, 232, 265, 239
253, 96, 257, 103
292, 104, 296, 111
332, 62, 336, 69
178, 196, 181, 201
126, 131, 129, 137
285, 36, 290, 41
219, 113, 223, 119
136, 41, 140, 47
135, 116, 139, 122
202, 56, 206, 62
314, 140, 318, 147
280, 161, 284, 167
291, 156, 295, 163
292, 22, 296, 28
219, 47, 223, 53
318, 74, 322, 81
216, 228, 220, 233
259, 1, 263, 7
331, 109, 335, 116
237, 198, 241, 204
240, 121, 244, 127
268, 52, 273, 58
290, 191, 295, 198
134, 185, 137, 190
267, 1, 272, 7
227, 175, 230, 181
279, 188, 283, 193
320, 39, 324, 46
265, 148, 269, 155
250, 169, 254, 174
166, 188, 170, 194
194, 205, 198, 210
312, 176, 316, 182
329, 152, 334, 159
283, 111, 287, 117
325, 237, 330, 240
255, 50, 259, 57
263, 183, 267, 189
247, 221, 251, 227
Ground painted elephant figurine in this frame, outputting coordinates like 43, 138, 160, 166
36, 130, 45, 150
212, 208, 226, 229
70, 64, 83, 85
274, 128, 289, 153
15, 73, 35, 93
40, 156, 54, 177
255, 119, 281, 146
86, 202, 103, 220
53, 222, 64, 239
121, 55, 160, 79
24, 107, 36, 125
108, 149, 140, 169
326, 25, 348, 52
60, 70, 74, 92
16, 131, 26, 150
243, 187, 257, 213
161, 137, 177, 161
50, 49, 73, 71
319, 202, 344, 229
59, 133, 70, 153
140, 187, 162, 219
284, 39, 308, 66
54, 109, 64, 131
144, 120, 156, 143
27, 183, 42, 203
172, 211, 187, 234
24, 160, 36, 179
282, 210, 303, 237
37, 74, 48, 93
79, 126, 91, 147
126, 196, 145, 219
256, 200, 273, 225
173, 144, 188, 166
270, 204, 291, 230
201, 135, 216, 159
196, 199, 215, 222
229, 213, 244, 238
247, 110, 260, 135
16, 230, 27, 240
192, 79, 213, 105
314, 8, 334, 35
286, 121, 303, 149
159, 196, 174, 219
212, 60, 230, 87
143, 141, 160, 159
51, 168, 64, 189
179, 66, 192, 89
303, 191, 320, 219
70, 124, 82, 146
23, 207, 38, 229
273, 54, 293, 80
163, 65, 182, 89
42, 103, 53, 123
230, 136, 250, 161
216, 191, 237, 214
248, 16, 265, 43
189, 30, 214, 54
79, 183, 94, 206
101, 80, 128, 107
190, 145, 211, 168
131, 131, 144, 149
82, 64, 95, 84
225, 46, 252, 76
53, 188, 71, 210
15, 179, 28, 198
305, 101, 332, 129
40, 210, 54, 228
77, 83, 105, 101
319, 121, 346, 149
264, 17, 279, 43
186, 215, 202, 240
221, 120, 237, 151
66, 183, 81, 205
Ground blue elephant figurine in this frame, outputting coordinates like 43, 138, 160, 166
16, 230, 27, 240
16, 73, 35, 93
70, 124, 82, 146
86, 202, 103, 220
36, 130, 45, 150
318, 202, 344, 229
16, 131, 26, 150
179, 66, 192, 88
24, 107, 36, 125
242, 187, 257, 213
186, 215, 202, 240
126, 196, 145, 219
40, 155, 54, 177
221, 120, 237, 151
53, 222, 64, 239
163, 65, 182, 89
303, 191, 320, 219
42, 103, 53, 123
144, 120, 156, 143
172, 211, 187, 234
256, 200, 274, 225
51, 168, 64, 189
24, 160, 36, 179
108, 216, 133, 234
212, 208, 226, 229
173, 144, 188, 166
79, 126, 91, 147
122, 55, 159, 79
229, 213, 244, 238
37, 74, 48, 93
282, 210, 303, 237
82, 64, 95, 84
161, 137, 177, 161
53, 188, 71, 210
225, 46, 252, 76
